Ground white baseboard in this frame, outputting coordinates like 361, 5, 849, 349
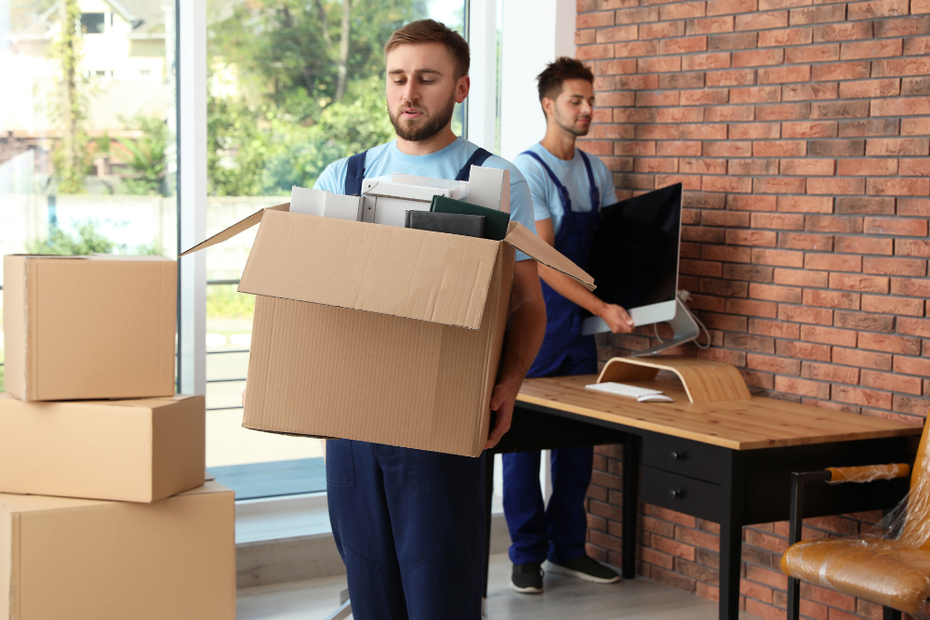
236, 512, 510, 588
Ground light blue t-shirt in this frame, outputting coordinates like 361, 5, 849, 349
513, 143, 617, 236
314, 137, 537, 261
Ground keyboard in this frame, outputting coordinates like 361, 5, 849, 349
585, 382, 664, 399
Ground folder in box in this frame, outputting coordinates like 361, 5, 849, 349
430, 195, 510, 241
404, 210, 486, 238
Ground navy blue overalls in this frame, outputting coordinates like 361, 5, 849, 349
503, 148, 602, 566
326, 147, 493, 620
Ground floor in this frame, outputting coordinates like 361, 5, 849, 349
236, 552, 764, 620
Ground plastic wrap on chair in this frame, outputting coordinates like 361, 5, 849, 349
827, 463, 911, 484
782, 433, 930, 617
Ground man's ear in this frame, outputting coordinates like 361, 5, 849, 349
541, 96, 555, 117
455, 75, 470, 104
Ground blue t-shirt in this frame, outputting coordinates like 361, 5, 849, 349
314, 137, 537, 261
513, 143, 617, 236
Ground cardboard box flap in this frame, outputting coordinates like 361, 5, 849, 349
239, 209, 500, 329
179, 203, 289, 256
504, 222, 596, 291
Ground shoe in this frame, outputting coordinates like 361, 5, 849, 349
510, 562, 544, 594
544, 555, 621, 584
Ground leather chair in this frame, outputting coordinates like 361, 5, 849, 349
781, 417, 930, 620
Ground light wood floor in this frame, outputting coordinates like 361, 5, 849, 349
237, 552, 764, 620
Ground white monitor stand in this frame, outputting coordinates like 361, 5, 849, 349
582, 296, 701, 357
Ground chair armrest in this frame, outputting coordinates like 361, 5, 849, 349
785, 465, 912, 620
826, 463, 910, 483
788, 464, 911, 546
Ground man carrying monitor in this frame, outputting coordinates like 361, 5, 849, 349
312, 19, 546, 619
504, 57, 633, 594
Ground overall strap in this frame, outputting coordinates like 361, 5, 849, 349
578, 150, 601, 209
344, 151, 367, 195
456, 147, 493, 181
520, 150, 571, 211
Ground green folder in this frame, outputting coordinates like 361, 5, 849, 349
430, 195, 511, 241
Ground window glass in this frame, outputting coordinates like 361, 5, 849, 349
80, 12, 105, 34
204, 0, 466, 499
1, 0, 177, 390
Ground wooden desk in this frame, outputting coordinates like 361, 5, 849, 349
491, 372, 920, 620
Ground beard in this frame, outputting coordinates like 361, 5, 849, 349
554, 110, 591, 137
388, 91, 457, 142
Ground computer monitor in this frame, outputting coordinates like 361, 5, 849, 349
582, 183, 683, 337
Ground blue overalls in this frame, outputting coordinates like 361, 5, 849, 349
325, 147, 492, 620
503, 149, 602, 566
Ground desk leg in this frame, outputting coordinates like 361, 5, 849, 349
483, 453, 494, 599
718, 452, 745, 620
622, 434, 638, 580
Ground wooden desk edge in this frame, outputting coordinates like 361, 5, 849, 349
515, 390, 922, 451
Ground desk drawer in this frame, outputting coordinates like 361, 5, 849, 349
641, 467, 720, 522
642, 434, 726, 482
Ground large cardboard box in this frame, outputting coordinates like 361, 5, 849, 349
182, 172, 593, 457
0, 394, 205, 502
0, 481, 235, 620
3, 254, 177, 402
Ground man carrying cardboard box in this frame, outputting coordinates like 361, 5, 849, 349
312, 19, 546, 620
504, 58, 633, 594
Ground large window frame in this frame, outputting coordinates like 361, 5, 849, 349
176, 0, 207, 399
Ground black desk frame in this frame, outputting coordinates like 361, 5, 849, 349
487, 401, 911, 620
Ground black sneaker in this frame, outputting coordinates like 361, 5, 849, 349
510, 562, 544, 594
544, 555, 620, 584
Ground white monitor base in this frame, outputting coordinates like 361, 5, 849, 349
583, 298, 701, 357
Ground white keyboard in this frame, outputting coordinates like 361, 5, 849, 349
585, 382, 663, 399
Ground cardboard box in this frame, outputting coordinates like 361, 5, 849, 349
0, 481, 235, 620
3, 254, 177, 402
182, 170, 593, 457
0, 393, 205, 502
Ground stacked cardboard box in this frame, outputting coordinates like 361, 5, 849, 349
1, 255, 235, 620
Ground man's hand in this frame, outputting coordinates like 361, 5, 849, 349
485, 380, 521, 450
537, 218, 634, 334
484, 260, 547, 451
598, 302, 635, 334
241, 387, 246, 407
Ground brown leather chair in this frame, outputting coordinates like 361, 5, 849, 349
781, 417, 930, 620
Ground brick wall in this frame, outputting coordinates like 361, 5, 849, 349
574, 0, 930, 618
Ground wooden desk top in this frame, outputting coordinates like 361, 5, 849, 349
517, 374, 922, 450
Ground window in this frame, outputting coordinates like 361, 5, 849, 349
203, 0, 469, 500
1, 0, 489, 503
1, 1, 176, 375
80, 12, 106, 35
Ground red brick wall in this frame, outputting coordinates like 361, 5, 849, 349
575, 0, 930, 617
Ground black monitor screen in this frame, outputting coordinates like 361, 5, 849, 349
588, 183, 682, 311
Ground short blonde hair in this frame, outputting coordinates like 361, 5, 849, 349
384, 19, 470, 80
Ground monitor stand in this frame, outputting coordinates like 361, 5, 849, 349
582, 297, 701, 356
633, 298, 701, 357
